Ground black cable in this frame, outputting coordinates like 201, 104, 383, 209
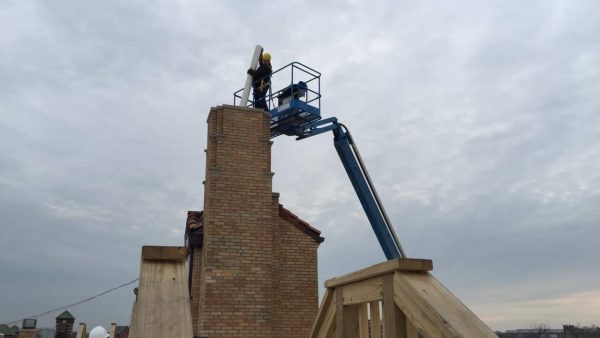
1, 278, 139, 326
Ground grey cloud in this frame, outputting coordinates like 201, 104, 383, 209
2, 0, 600, 331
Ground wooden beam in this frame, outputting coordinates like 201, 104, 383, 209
342, 276, 383, 305
393, 272, 498, 338
335, 289, 361, 338
75, 323, 87, 338
128, 250, 193, 338
343, 305, 360, 338
109, 323, 117, 338
325, 259, 433, 288
358, 304, 369, 338
316, 300, 336, 338
335, 288, 344, 338
382, 274, 407, 338
324, 320, 336, 338
310, 289, 334, 338
406, 320, 419, 338
310, 289, 337, 338
141, 246, 188, 261
370, 301, 381, 338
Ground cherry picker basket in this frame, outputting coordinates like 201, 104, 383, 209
234, 62, 322, 138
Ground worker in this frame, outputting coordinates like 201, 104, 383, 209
247, 52, 272, 111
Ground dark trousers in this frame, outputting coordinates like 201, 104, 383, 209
253, 89, 269, 111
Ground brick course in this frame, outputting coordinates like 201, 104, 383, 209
190, 105, 322, 338
272, 194, 320, 337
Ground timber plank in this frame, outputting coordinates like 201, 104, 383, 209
358, 304, 369, 338
342, 276, 383, 305
406, 320, 419, 338
383, 274, 407, 338
128, 251, 193, 338
325, 259, 432, 288
393, 272, 498, 338
141, 246, 187, 261
335, 288, 344, 338
370, 301, 381, 338
310, 289, 334, 338
319, 301, 337, 338
343, 304, 361, 338
75, 324, 86, 338
315, 301, 336, 338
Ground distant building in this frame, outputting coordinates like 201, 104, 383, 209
114, 325, 129, 338
498, 325, 600, 338
35, 328, 56, 338
563, 324, 600, 338
0, 324, 19, 338
19, 318, 37, 338
54, 311, 75, 338
498, 328, 563, 338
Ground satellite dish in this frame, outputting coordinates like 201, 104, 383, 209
89, 326, 110, 338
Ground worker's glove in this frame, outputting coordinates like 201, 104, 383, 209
247, 68, 253, 75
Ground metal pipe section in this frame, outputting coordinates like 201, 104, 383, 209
239, 45, 263, 107
341, 125, 407, 258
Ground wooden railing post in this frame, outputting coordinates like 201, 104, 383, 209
335, 288, 344, 338
75, 323, 87, 338
311, 259, 497, 338
344, 304, 361, 338
406, 320, 420, 338
370, 301, 381, 338
383, 274, 407, 338
335, 287, 361, 338
358, 303, 369, 338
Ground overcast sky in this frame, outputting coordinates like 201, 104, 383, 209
1, 0, 599, 332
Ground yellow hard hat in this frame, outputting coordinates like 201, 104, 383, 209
262, 52, 271, 61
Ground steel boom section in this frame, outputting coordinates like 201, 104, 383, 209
332, 126, 405, 260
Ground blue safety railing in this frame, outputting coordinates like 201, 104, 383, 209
233, 62, 321, 112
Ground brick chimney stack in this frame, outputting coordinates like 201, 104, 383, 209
54, 311, 74, 338
19, 318, 37, 338
197, 105, 275, 337
189, 105, 322, 338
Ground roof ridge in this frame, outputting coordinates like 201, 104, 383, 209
56, 310, 74, 320
279, 204, 324, 243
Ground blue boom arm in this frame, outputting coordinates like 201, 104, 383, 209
235, 62, 405, 260
298, 120, 406, 260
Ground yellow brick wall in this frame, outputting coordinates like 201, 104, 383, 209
272, 195, 320, 338
19, 330, 36, 338
190, 248, 202, 332
193, 105, 320, 338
